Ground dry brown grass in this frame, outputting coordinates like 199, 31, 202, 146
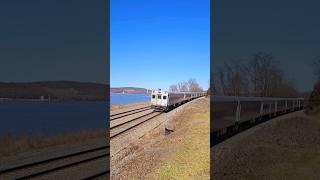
154, 112, 210, 179
0, 129, 107, 159
110, 98, 210, 179
212, 111, 320, 180
150, 98, 210, 179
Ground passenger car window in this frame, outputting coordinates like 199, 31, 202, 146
152, 95, 155, 99
163, 96, 167, 99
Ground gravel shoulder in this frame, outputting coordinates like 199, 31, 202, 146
0, 129, 107, 162
0, 136, 108, 179
110, 102, 149, 112
111, 97, 210, 179
212, 111, 320, 180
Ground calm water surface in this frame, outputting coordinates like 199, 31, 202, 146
0, 94, 149, 137
0, 101, 108, 137
110, 93, 150, 105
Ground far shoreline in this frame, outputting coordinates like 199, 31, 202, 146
0, 99, 108, 102
110, 92, 151, 94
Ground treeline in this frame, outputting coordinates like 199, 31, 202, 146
169, 78, 204, 92
0, 81, 108, 101
213, 52, 299, 97
305, 57, 320, 113
111, 87, 149, 94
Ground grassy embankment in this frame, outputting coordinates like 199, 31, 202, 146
260, 113, 320, 179
152, 100, 210, 179
212, 111, 320, 180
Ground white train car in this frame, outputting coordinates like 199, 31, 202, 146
151, 90, 206, 111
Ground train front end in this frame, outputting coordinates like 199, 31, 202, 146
151, 90, 169, 111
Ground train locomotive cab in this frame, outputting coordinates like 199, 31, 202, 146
151, 90, 206, 112
151, 90, 169, 111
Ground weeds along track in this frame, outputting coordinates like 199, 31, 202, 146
110, 111, 162, 139
0, 145, 110, 179
110, 106, 152, 121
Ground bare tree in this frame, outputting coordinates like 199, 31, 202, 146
216, 61, 247, 96
177, 81, 188, 92
208, 80, 212, 95
187, 78, 203, 92
217, 66, 226, 95
169, 85, 178, 92
212, 72, 218, 95
313, 56, 320, 81
169, 79, 203, 92
216, 52, 299, 97
244, 52, 286, 97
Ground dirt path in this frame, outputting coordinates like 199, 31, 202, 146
212, 111, 320, 180
111, 97, 210, 179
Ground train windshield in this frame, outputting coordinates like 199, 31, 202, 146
152, 95, 155, 99
163, 96, 167, 99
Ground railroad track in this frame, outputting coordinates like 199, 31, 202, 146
110, 111, 162, 139
0, 145, 110, 179
110, 106, 152, 121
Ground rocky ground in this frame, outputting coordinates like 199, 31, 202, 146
212, 111, 320, 180
111, 97, 210, 179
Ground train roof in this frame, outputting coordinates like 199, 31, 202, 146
152, 90, 205, 94
213, 95, 304, 102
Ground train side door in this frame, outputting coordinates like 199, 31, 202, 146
151, 93, 157, 106
156, 93, 162, 106
162, 94, 168, 107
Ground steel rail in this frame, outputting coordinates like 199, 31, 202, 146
0, 145, 109, 175
16, 152, 109, 179
110, 112, 162, 139
110, 107, 152, 121
110, 111, 156, 129
83, 170, 110, 180
110, 106, 151, 117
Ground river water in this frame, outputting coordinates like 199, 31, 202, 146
0, 93, 150, 137
110, 93, 150, 105
0, 101, 108, 137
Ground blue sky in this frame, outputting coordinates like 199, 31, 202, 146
213, 0, 320, 91
0, 1, 107, 83
110, 0, 210, 90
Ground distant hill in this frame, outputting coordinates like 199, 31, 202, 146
111, 87, 151, 94
0, 81, 108, 101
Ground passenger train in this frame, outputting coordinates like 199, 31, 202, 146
151, 90, 206, 111
212, 95, 305, 144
